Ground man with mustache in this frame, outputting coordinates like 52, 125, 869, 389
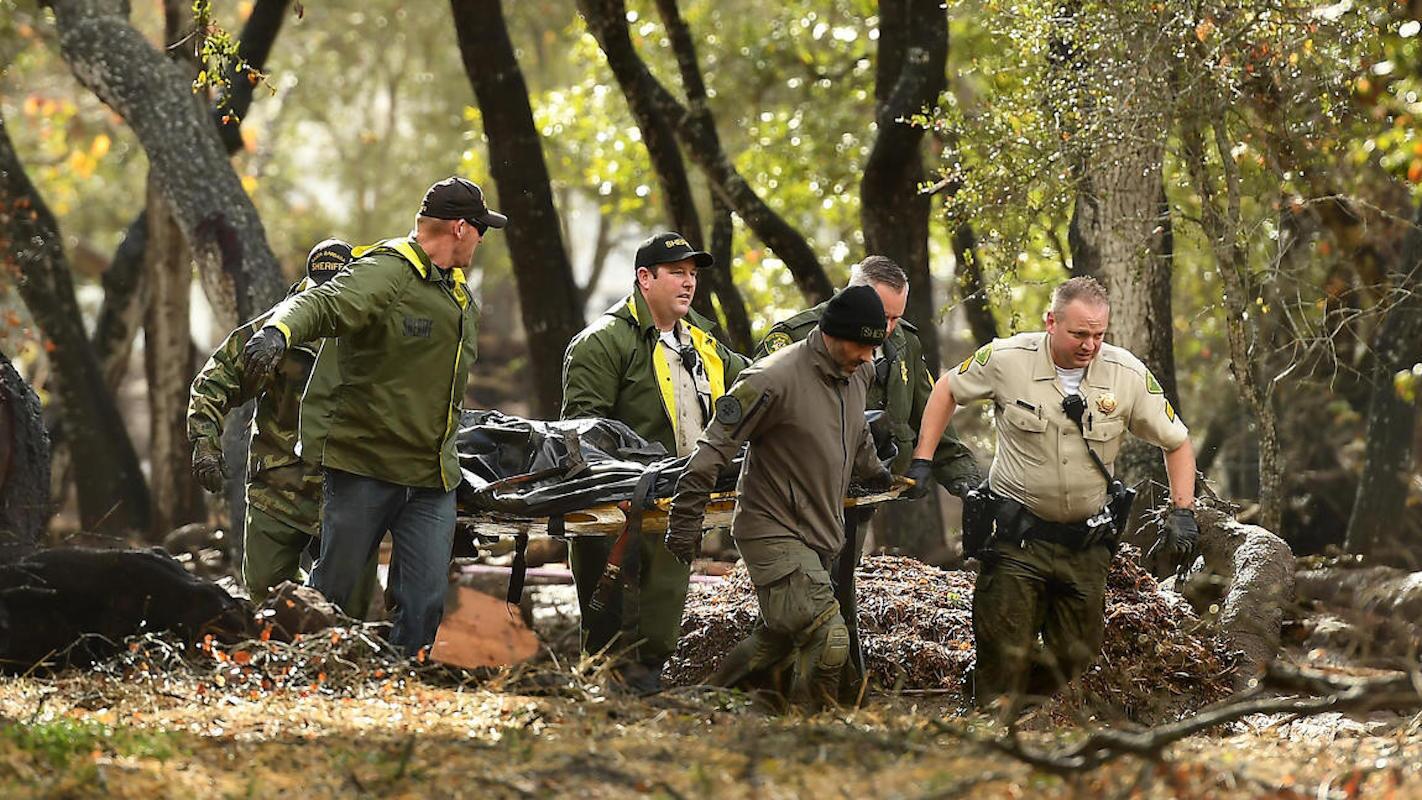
560, 231, 750, 693
909, 276, 1199, 712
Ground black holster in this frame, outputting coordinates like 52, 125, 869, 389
962, 481, 1024, 558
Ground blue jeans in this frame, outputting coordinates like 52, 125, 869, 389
311, 468, 456, 656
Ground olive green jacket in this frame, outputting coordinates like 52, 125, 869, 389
267, 236, 479, 491
671, 331, 885, 558
561, 291, 750, 454
187, 281, 323, 535
756, 303, 981, 487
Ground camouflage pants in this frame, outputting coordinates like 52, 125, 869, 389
710, 536, 849, 711
971, 538, 1110, 707
243, 505, 379, 619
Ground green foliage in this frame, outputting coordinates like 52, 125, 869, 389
1, 718, 179, 766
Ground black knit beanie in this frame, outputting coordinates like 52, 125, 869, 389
820, 285, 887, 345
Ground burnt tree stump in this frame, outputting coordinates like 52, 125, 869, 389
0, 352, 50, 560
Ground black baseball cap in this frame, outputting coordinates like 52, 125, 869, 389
306, 238, 353, 285
419, 177, 508, 229
634, 231, 714, 270
820, 285, 888, 345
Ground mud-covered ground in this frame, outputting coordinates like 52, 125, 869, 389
0, 669, 1418, 799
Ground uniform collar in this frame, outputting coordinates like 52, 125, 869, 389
807, 329, 849, 383
1032, 330, 1112, 389
620, 291, 714, 340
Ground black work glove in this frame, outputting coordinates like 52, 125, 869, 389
946, 476, 977, 499
191, 438, 228, 494
1148, 507, 1200, 578
903, 458, 934, 499
1165, 507, 1199, 562
665, 525, 702, 565
861, 467, 894, 494
241, 326, 288, 382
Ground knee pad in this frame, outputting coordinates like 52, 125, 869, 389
819, 622, 850, 671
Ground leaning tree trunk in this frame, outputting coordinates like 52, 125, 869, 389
47, 0, 285, 326
1345, 203, 1422, 568
0, 352, 50, 560
649, 0, 753, 347
92, 0, 290, 390
0, 113, 151, 533
860, 0, 950, 561
451, 0, 584, 417
1183, 117, 1283, 533
577, 0, 833, 304
708, 192, 753, 355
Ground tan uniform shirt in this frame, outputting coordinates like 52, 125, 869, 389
669, 330, 885, 558
948, 332, 1188, 523
658, 324, 710, 457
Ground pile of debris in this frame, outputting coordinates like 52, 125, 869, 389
667, 548, 1237, 721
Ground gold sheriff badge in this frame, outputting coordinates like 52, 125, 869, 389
1095, 392, 1118, 414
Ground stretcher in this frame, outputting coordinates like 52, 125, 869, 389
453, 479, 912, 676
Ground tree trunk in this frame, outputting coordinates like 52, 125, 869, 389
451, 0, 584, 417
143, 181, 204, 537
854, 0, 950, 561
1194, 505, 1295, 691
47, 0, 285, 326
0, 113, 152, 533
92, 0, 289, 378
951, 223, 999, 346
0, 352, 50, 559
1182, 117, 1283, 533
92, 211, 149, 394
577, 0, 833, 304
861, 0, 948, 373
708, 192, 753, 355
1345, 203, 1422, 567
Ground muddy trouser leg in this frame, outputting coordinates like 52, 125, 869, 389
971, 540, 1050, 709
568, 537, 622, 657
733, 536, 846, 710
242, 505, 313, 605
1036, 542, 1111, 697
635, 530, 692, 673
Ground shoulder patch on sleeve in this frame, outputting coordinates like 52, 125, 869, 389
973, 343, 993, 367
714, 394, 743, 425
763, 331, 793, 353
1145, 371, 1164, 395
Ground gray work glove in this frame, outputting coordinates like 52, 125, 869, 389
665, 525, 702, 565
241, 326, 288, 382
191, 438, 228, 494
903, 458, 934, 499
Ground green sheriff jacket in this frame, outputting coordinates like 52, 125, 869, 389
187, 280, 324, 535
561, 291, 749, 452
266, 237, 479, 491
756, 303, 980, 486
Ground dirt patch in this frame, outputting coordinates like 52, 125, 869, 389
669, 549, 1236, 722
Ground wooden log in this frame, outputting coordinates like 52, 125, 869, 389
1195, 506, 1296, 688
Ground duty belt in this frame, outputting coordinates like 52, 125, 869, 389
1020, 517, 1092, 548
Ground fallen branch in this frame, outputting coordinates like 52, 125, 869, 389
935, 662, 1422, 775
